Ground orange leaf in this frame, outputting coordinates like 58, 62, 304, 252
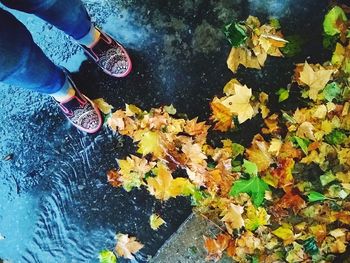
246, 134, 273, 172
270, 158, 295, 189
210, 98, 233, 132
204, 234, 231, 262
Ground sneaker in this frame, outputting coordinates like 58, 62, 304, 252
56, 74, 103, 134
80, 27, 132, 78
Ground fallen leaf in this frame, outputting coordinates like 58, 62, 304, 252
298, 62, 334, 101
99, 250, 116, 263
93, 98, 114, 114
210, 97, 234, 132
244, 204, 270, 231
204, 234, 231, 262
230, 174, 270, 207
115, 233, 144, 260
221, 204, 245, 233
146, 163, 194, 200
149, 214, 166, 230
246, 134, 273, 172
221, 83, 254, 123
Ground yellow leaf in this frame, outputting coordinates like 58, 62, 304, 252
244, 205, 270, 231
210, 97, 234, 132
296, 121, 316, 140
223, 79, 242, 95
272, 224, 294, 244
125, 104, 142, 117
221, 204, 245, 234
227, 47, 261, 73
246, 134, 273, 172
137, 131, 164, 158
146, 163, 194, 200
115, 233, 144, 260
149, 214, 166, 230
93, 98, 114, 114
221, 83, 254, 123
298, 62, 334, 101
268, 138, 282, 156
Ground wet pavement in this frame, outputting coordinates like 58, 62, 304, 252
0, 0, 339, 262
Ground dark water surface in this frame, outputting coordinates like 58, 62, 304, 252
0, 0, 341, 262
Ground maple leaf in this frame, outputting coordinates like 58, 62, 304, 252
146, 163, 194, 200
270, 158, 295, 189
296, 121, 316, 141
244, 204, 270, 231
274, 191, 306, 215
149, 214, 166, 230
93, 98, 114, 114
107, 169, 123, 188
286, 242, 308, 263
272, 224, 294, 244
204, 234, 231, 262
115, 233, 144, 260
221, 83, 255, 124
182, 142, 207, 165
99, 250, 116, 263
107, 109, 138, 136
246, 134, 273, 172
331, 43, 350, 74
136, 131, 164, 158
115, 155, 155, 191
230, 174, 269, 207
221, 203, 245, 233
298, 62, 334, 101
227, 47, 261, 73
210, 97, 234, 132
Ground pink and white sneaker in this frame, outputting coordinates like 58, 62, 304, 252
56, 75, 102, 134
80, 27, 132, 78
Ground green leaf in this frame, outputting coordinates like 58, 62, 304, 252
292, 136, 309, 155
281, 35, 303, 57
307, 191, 326, 202
164, 104, 177, 115
242, 159, 258, 177
269, 18, 281, 29
223, 21, 247, 47
230, 176, 269, 207
324, 129, 347, 145
303, 237, 319, 256
320, 171, 337, 186
251, 256, 259, 263
276, 88, 290, 102
232, 143, 245, 159
323, 34, 339, 50
99, 250, 117, 263
323, 82, 341, 102
323, 6, 348, 36
281, 111, 296, 123
191, 189, 206, 206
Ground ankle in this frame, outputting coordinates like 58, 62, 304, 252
51, 78, 75, 102
77, 25, 101, 48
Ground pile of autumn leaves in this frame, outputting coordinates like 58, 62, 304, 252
98, 6, 350, 263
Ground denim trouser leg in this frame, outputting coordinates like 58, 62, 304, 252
0, 9, 66, 94
0, 0, 92, 94
1, 0, 92, 40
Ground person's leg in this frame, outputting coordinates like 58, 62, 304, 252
0, 8, 102, 133
1, 0, 132, 78
0, 8, 66, 94
0, 0, 92, 41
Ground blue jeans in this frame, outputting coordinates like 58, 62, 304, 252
0, 0, 92, 94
